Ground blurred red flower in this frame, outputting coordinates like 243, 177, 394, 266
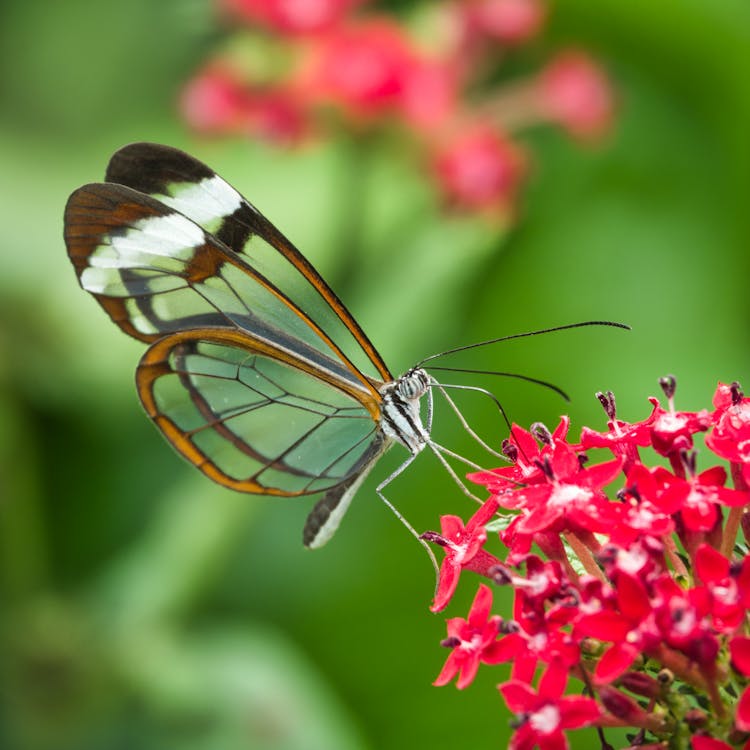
221, 0, 364, 35
536, 50, 615, 139
465, 0, 546, 44
432, 124, 525, 214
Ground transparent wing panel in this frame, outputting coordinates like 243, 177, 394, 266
140, 336, 381, 495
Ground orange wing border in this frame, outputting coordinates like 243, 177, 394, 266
136, 326, 383, 495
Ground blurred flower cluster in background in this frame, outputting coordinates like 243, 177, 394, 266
181, 0, 613, 215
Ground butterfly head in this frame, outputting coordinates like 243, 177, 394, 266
396, 367, 431, 401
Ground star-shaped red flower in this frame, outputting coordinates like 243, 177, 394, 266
424, 497, 501, 612
499, 663, 600, 750
433, 584, 505, 689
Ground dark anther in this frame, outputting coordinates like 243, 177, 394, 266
500, 619, 520, 635
596, 545, 617, 566
578, 453, 589, 469
420, 531, 448, 547
488, 564, 512, 585
501, 439, 519, 463
559, 584, 581, 606
440, 636, 461, 649
531, 422, 553, 445
596, 390, 617, 420
658, 374, 677, 400
617, 484, 640, 503
508, 713, 528, 730
731, 381, 744, 404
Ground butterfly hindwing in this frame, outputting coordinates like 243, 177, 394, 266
137, 328, 384, 495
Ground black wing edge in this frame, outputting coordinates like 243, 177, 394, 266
302, 432, 387, 548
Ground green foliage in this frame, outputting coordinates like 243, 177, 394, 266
1, 1, 749, 748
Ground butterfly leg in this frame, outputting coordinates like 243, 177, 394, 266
375, 454, 440, 576
429, 380, 506, 459
426, 441, 485, 504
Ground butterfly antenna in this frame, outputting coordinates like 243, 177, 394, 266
416, 320, 630, 366
426, 366, 570, 402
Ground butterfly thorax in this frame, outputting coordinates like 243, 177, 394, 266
378, 368, 431, 455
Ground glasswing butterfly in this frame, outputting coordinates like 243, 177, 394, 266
64, 143, 455, 549
64, 143, 626, 550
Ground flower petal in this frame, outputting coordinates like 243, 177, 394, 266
498, 679, 539, 713
594, 642, 639, 684
731, 636, 750, 675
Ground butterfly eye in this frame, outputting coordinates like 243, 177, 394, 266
397, 370, 429, 401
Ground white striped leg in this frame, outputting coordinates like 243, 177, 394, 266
426, 441, 485, 504
429, 379, 507, 459
375, 452, 440, 577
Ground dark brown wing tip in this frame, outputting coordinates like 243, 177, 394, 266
106, 142, 214, 193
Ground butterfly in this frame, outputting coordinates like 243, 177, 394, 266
64, 143, 626, 550
63, 143, 480, 550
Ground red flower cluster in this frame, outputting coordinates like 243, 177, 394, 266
181, 0, 614, 216
426, 379, 750, 748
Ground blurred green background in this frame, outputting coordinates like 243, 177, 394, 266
1, 1, 749, 748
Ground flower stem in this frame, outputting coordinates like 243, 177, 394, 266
564, 531, 606, 582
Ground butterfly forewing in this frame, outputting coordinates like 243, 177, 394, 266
63, 144, 404, 545
64, 182, 377, 400
138, 329, 384, 495
104, 142, 391, 384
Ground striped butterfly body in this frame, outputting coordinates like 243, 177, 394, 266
64, 143, 439, 548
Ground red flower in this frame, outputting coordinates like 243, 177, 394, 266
535, 49, 614, 139
647, 395, 711, 462
578, 392, 656, 474
470, 418, 570, 493
465, 0, 546, 45
507, 441, 622, 536
494, 615, 580, 683
694, 543, 750, 631
498, 664, 600, 750
730, 636, 750, 731
607, 486, 674, 548
692, 738, 735, 750
652, 465, 748, 533
432, 123, 525, 214
596, 537, 667, 582
180, 67, 310, 142
707, 382, 750, 486
399, 57, 458, 132
493, 623, 580, 684
487, 557, 579, 681
651, 575, 718, 672
433, 584, 505, 689
180, 67, 251, 134
300, 19, 416, 117
221, 0, 363, 35
575, 572, 657, 684
423, 497, 501, 612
